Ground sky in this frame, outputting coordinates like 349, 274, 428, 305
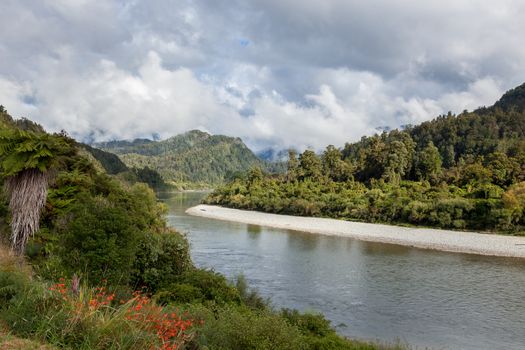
1, 0, 525, 153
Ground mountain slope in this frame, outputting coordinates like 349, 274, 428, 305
80, 143, 129, 175
94, 130, 269, 184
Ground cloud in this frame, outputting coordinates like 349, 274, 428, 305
0, 0, 524, 153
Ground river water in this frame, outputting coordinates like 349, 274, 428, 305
161, 191, 525, 350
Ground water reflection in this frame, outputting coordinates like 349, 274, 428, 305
164, 191, 525, 350
286, 230, 320, 251
246, 224, 262, 240
361, 241, 411, 256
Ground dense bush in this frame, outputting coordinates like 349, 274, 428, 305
131, 230, 192, 292
56, 195, 141, 285
186, 303, 398, 350
191, 304, 304, 350
155, 283, 205, 304
158, 269, 241, 305
207, 168, 525, 233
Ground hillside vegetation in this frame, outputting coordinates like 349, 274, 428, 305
0, 106, 401, 349
206, 83, 525, 234
94, 130, 284, 187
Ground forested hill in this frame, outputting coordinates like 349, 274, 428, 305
207, 82, 525, 233
342, 82, 525, 183
403, 82, 525, 168
94, 130, 280, 185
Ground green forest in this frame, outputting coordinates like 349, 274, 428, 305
95, 130, 284, 188
0, 106, 401, 349
206, 83, 525, 234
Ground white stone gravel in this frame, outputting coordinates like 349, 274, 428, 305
186, 204, 525, 258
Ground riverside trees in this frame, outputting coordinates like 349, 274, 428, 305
206, 83, 525, 233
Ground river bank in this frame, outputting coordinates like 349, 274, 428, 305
186, 204, 525, 258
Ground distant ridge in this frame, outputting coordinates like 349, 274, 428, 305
94, 130, 277, 185
492, 82, 525, 112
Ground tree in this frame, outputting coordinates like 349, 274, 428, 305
247, 166, 264, 183
382, 140, 411, 185
486, 152, 519, 187
443, 144, 456, 168
0, 128, 70, 254
286, 149, 299, 181
321, 145, 353, 182
298, 150, 322, 181
502, 181, 525, 224
416, 141, 443, 181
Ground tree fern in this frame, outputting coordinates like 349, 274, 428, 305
0, 127, 71, 255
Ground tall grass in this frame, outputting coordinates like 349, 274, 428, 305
0, 264, 198, 350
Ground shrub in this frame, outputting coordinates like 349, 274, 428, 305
235, 275, 269, 310
0, 270, 30, 308
131, 229, 192, 292
281, 309, 334, 337
155, 283, 204, 305
193, 304, 303, 350
166, 269, 241, 305
57, 195, 141, 285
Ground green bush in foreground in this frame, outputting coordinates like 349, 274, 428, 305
188, 304, 304, 350
131, 229, 192, 292
185, 303, 404, 350
58, 195, 141, 285
157, 269, 241, 305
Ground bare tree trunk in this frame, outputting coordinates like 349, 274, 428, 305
5, 169, 48, 255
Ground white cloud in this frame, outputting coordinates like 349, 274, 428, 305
0, 0, 523, 153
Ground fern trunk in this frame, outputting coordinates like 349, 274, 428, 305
5, 168, 48, 255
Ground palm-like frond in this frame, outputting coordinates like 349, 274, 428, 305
0, 128, 72, 255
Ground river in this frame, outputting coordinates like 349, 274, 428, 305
161, 191, 525, 350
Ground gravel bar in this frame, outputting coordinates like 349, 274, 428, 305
186, 204, 525, 258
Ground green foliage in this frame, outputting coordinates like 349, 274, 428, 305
300, 150, 323, 181
37, 174, 184, 286
0, 270, 29, 306
57, 195, 141, 285
131, 230, 192, 292
186, 303, 401, 350
0, 271, 186, 349
281, 309, 335, 337
0, 105, 14, 127
235, 274, 269, 310
502, 182, 525, 225
0, 114, 190, 288
155, 283, 205, 304
167, 269, 241, 305
132, 166, 169, 190
416, 141, 442, 181
322, 145, 354, 183
0, 128, 71, 176
191, 304, 304, 350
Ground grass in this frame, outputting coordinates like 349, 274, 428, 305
0, 332, 56, 349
